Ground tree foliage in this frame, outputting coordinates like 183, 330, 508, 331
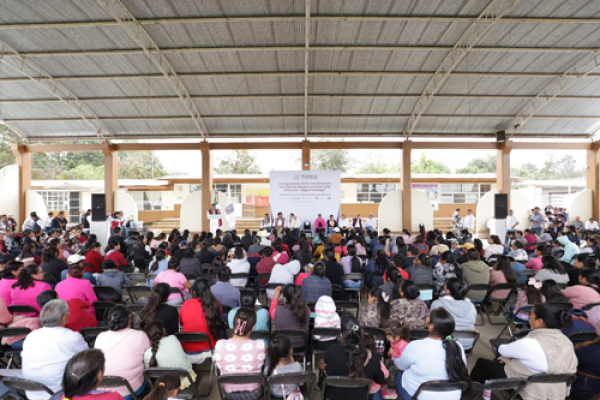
118, 151, 166, 179
356, 161, 399, 174
410, 153, 451, 174
214, 150, 262, 174
455, 155, 496, 174
311, 148, 352, 172
0, 126, 19, 170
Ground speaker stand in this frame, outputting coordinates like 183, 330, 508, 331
490, 219, 507, 242
90, 221, 111, 251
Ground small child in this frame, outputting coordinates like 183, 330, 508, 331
382, 320, 410, 399
513, 278, 545, 323
361, 334, 389, 400
264, 336, 303, 398
142, 374, 181, 400
450, 241, 461, 255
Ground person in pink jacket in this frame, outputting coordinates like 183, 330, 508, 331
314, 214, 326, 233
10, 265, 52, 316
55, 265, 98, 317
0, 261, 24, 307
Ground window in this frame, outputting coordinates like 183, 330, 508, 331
190, 184, 242, 203
37, 191, 69, 211
68, 192, 81, 224
128, 191, 163, 210
356, 183, 399, 203
439, 183, 491, 204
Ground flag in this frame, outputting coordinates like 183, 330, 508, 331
213, 191, 218, 206
226, 196, 236, 228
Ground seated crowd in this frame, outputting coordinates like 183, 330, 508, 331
0, 207, 599, 400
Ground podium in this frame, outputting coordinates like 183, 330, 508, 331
207, 213, 222, 234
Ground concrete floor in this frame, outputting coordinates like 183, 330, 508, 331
195, 304, 510, 400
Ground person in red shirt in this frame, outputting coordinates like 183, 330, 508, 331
84, 242, 103, 273
256, 247, 277, 286
179, 279, 222, 363
66, 298, 98, 332
383, 254, 410, 281
104, 240, 129, 271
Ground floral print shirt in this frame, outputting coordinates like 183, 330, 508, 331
214, 339, 266, 392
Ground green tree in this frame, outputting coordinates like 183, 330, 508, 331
456, 155, 496, 174
512, 163, 539, 179
214, 150, 262, 174
411, 153, 451, 174
0, 126, 19, 170
356, 161, 399, 174
118, 151, 166, 179
536, 154, 584, 180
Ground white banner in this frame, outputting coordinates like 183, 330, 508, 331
269, 171, 341, 230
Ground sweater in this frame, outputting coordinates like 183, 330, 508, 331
143, 335, 197, 389
562, 285, 600, 309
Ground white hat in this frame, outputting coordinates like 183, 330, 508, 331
334, 227, 340, 233
257, 230, 270, 238
67, 254, 86, 265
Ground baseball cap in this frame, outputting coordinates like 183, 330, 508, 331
67, 254, 86, 265
179, 240, 188, 247
30, 212, 37, 217
590, 218, 594, 220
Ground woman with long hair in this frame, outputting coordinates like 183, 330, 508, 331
321, 315, 385, 400
265, 336, 303, 398
62, 349, 123, 400
540, 279, 569, 303
433, 251, 463, 296
396, 307, 471, 400
484, 235, 504, 262
341, 244, 365, 290
471, 304, 577, 400
270, 284, 310, 348
179, 279, 222, 364
227, 289, 270, 338
535, 255, 569, 284
149, 249, 168, 275
143, 321, 196, 389
11, 265, 52, 314
83, 241, 103, 273
365, 249, 392, 288
0, 261, 24, 306
40, 246, 68, 284
94, 305, 151, 399
562, 269, 600, 308
390, 280, 429, 329
138, 283, 179, 335
490, 255, 518, 298
294, 237, 312, 267
359, 287, 391, 328
55, 265, 98, 317
355, 235, 368, 256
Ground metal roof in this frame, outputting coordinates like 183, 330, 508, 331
1, 0, 600, 142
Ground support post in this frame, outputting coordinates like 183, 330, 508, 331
587, 142, 600, 221
102, 143, 118, 216
201, 141, 212, 233
401, 141, 412, 231
497, 141, 512, 206
301, 140, 311, 170
11, 144, 31, 226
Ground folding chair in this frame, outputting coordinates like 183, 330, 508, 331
98, 376, 138, 400
310, 328, 341, 371
126, 273, 147, 286
478, 377, 526, 400
412, 380, 469, 400
169, 287, 186, 303
1, 376, 53, 398
7, 305, 39, 316
482, 284, 517, 325
127, 304, 145, 313
93, 286, 124, 303
79, 326, 109, 347
273, 329, 309, 370
143, 367, 201, 400
175, 332, 215, 396
497, 304, 533, 338
466, 284, 491, 326
568, 331, 598, 344
268, 371, 315, 399
517, 269, 535, 279
487, 254, 501, 267
490, 329, 531, 358
201, 263, 213, 273
335, 300, 360, 318
582, 302, 600, 311
342, 273, 364, 304
409, 329, 429, 341
230, 273, 249, 290
361, 326, 387, 359
322, 376, 371, 400
0, 327, 31, 369
92, 301, 117, 323
452, 330, 480, 357
249, 330, 271, 343
258, 273, 271, 303
126, 286, 152, 303
216, 373, 266, 400
221, 305, 232, 329
525, 373, 576, 397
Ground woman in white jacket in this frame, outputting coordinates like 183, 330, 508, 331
484, 235, 505, 262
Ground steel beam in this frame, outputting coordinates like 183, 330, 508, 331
1, 15, 600, 30
1, 70, 598, 83
303, 0, 311, 139
0, 42, 113, 140
4, 45, 596, 58
94, 0, 208, 138
403, 0, 520, 137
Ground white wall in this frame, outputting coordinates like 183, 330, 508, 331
25, 190, 48, 220
378, 189, 402, 233
412, 189, 434, 232
115, 190, 139, 222
180, 190, 203, 232
0, 165, 20, 223
511, 190, 532, 232
566, 189, 593, 222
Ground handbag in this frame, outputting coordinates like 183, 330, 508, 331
273, 368, 304, 400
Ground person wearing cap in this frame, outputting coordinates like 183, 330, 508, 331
22, 212, 39, 232
256, 229, 271, 246
61, 254, 96, 284
173, 240, 189, 261
528, 207, 546, 235
328, 227, 343, 245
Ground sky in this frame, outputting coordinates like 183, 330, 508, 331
153, 142, 589, 176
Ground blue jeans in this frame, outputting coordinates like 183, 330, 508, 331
368, 389, 383, 400
328, 228, 334, 236
395, 373, 412, 400
124, 381, 146, 400
532, 227, 542, 235
366, 226, 375, 233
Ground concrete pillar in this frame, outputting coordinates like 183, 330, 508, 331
10, 144, 31, 226
301, 140, 311, 170
201, 141, 212, 233
587, 142, 600, 221
401, 141, 412, 231
497, 141, 512, 206
102, 143, 118, 215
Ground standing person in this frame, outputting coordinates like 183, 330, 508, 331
207, 203, 222, 235
22, 299, 89, 400
394, 307, 470, 400
287, 213, 301, 240
505, 209, 519, 243
528, 207, 546, 235
462, 209, 475, 234
81, 209, 91, 234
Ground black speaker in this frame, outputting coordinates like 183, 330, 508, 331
494, 193, 508, 219
496, 130, 506, 142
91, 194, 106, 221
